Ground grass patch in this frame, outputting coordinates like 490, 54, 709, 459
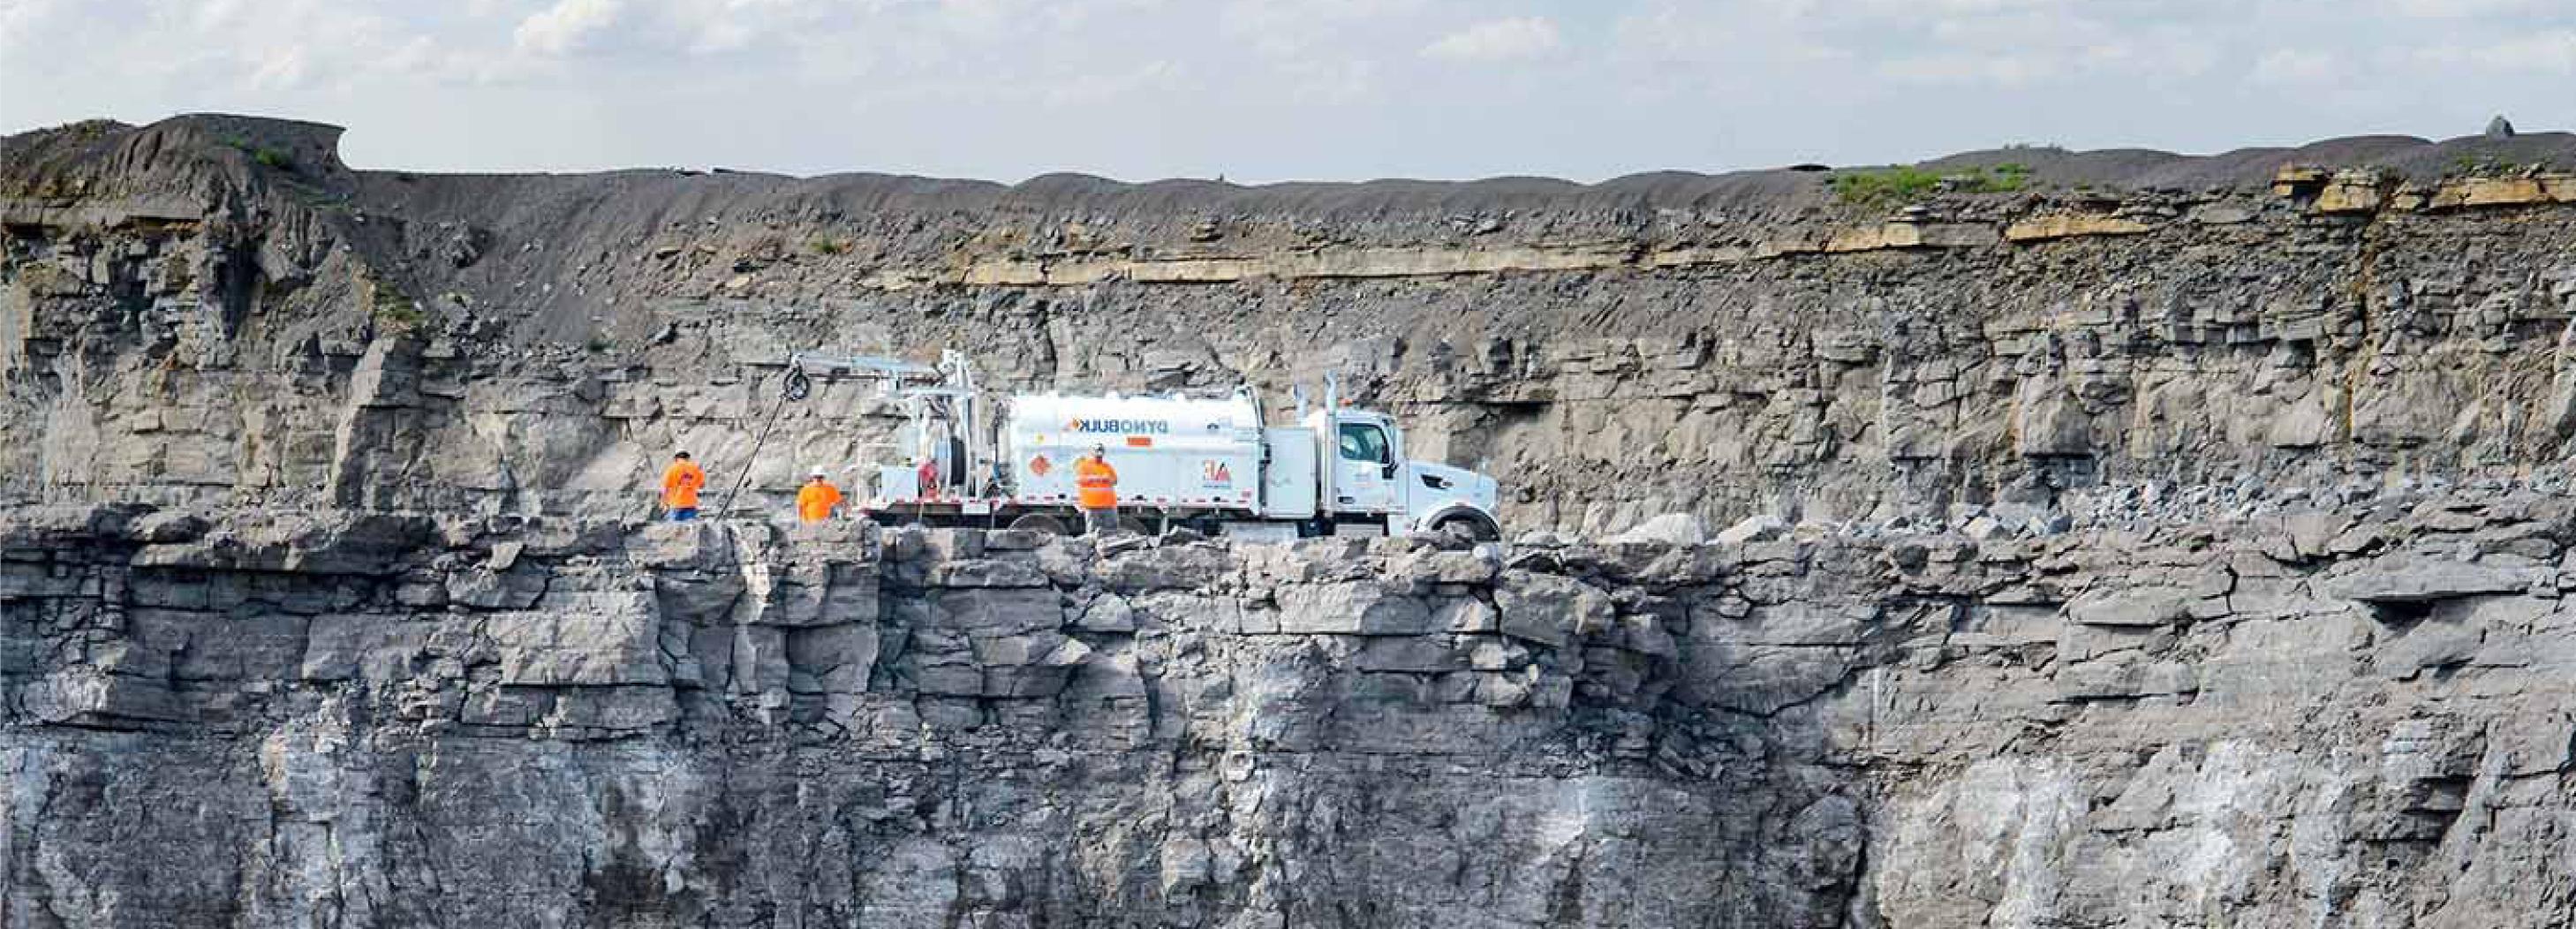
1829, 162, 2031, 208
808, 236, 849, 255
360, 273, 427, 329
2446, 154, 2550, 178
373, 300, 426, 329
51, 119, 117, 142
218, 134, 298, 172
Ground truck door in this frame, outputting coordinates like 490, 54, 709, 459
1333, 419, 1399, 513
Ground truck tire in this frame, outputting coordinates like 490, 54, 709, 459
1432, 513, 1500, 543
1008, 513, 1068, 536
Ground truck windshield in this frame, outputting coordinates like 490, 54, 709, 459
1337, 422, 1390, 464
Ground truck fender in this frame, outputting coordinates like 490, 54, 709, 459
1412, 502, 1501, 540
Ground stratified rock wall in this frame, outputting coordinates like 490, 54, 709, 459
5, 117, 2576, 532
5, 116, 2576, 927
3, 489, 2572, 927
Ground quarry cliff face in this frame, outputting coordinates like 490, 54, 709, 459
8, 115, 2576, 534
2, 114, 2575, 927
6, 493, 2574, 927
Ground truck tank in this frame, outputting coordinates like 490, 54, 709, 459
1002, 392, 1265, 512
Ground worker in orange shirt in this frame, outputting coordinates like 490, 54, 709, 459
797, 467, 844, 524
1073, 443, 1120, 536
661, 450, 706, 521
916, 456, 941, 498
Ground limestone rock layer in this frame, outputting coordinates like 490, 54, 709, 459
3, 115, 2576, 927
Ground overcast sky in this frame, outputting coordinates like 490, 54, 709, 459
3, 0, 2572, 183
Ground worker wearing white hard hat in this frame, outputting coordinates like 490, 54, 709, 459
1074, 443, 1120, 536
796, 467, 844, 524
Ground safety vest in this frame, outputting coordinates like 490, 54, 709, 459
1073, 457, 1118, 510
797, 481, 842, 523
662, 461, 706, 508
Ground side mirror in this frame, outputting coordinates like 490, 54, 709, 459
1381, 462, 1398, 480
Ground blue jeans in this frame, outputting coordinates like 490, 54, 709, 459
670, 507, 699, 522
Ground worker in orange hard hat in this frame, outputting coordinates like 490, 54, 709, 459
661, 450, 706, 521
797, 467, 843, 524
1073, 443, 1120, 536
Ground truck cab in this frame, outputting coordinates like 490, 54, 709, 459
1306, 409, 1502, 540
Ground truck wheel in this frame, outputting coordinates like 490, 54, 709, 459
1432, 514, 1500, 543
1008, 514, 1068, 536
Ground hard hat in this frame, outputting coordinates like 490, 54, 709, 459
810, 467, 827, 478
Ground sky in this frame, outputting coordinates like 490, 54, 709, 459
2, 0, 2572, 183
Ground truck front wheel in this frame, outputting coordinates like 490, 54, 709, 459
1432, 513, 1501, 543
1008, 513, 1069, 536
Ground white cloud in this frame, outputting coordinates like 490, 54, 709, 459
1857, 0, 2066, 13
1879, 52, 2057, 86
2250, 48, 2344, 85
1421, 16, 1560, 63
2478, 29, 2576, 72
4, 0, 2573, 184
1220, 0, 1425, 60
0, 0, 75, 57
247, 44, 312, 89
1040, 58, 1185, 104
2379, 0, 2550, 18
2406, 29, 2576, 72
514, 0, 625, 55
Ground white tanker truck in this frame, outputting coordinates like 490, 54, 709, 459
781, 351, 1502, 540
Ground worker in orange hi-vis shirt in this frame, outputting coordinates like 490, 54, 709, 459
1073, 443, 1120, 536
797, 468, 844, 524
661, 451, 706, 521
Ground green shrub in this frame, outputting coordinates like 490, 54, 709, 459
1828, 162, 2030, 208
2445, 154, 2546, 178
361, 274, 426, 329
217, 134, 297, 172
373, 299, 426, 329
808, 237, 848, 255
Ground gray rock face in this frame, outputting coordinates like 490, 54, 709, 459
5, 117, 2576, 537
0, 489, 2572, 927
8, 115, 2576, 926
1610, 512, 1705, 546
